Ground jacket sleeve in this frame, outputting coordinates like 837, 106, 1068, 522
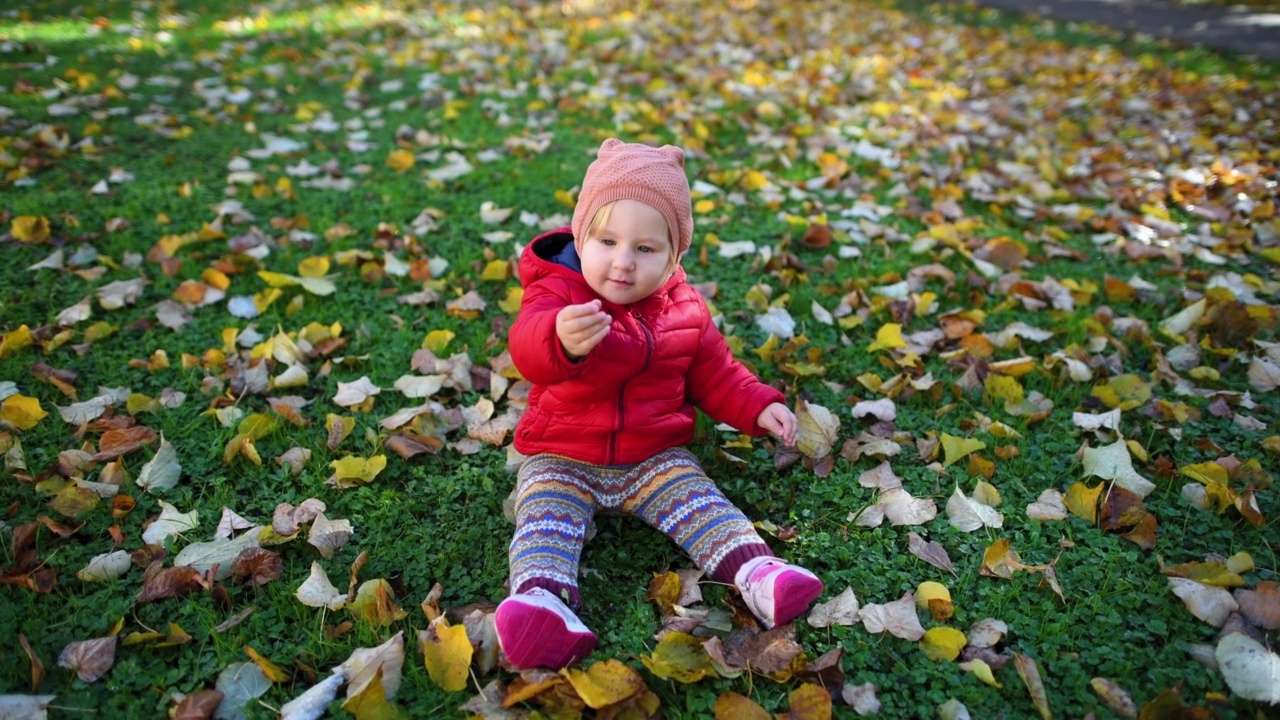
685, 314, 785, 435
508, 278, 592, 386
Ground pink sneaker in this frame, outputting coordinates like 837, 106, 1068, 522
734, 557, 824, 629
495, 587, 597, 670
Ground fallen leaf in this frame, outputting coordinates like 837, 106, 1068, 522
340, 631, 405, 700
280, 671, 344, 720
907, 532, 956, 576
794, 400, 840, 459
841, 682, 881, 716
136, 434, 181, 492
1215, 632, 1280, 704
562, 658, 647, 709
858, 592, 925, 641
58, 636, 117, 682
308, 511, 354, 559
1234, 581, 1280, 630
1081, 440, 1156, 498
420, 617, 472, 692
1089, 677, 1137, 718
807, 586, 860, 628
640, 632, 714, 683
213, 662, 271, 720
296, 562, 348, 610
349, 579, 408, 627
921, 627, 967, 662
959, 658, 1002, 688
715, 692, 770, 720
171, 690, 224, 720
1013, 653, 1052, 720
946, 484, 1004, 532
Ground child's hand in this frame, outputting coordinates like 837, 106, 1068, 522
556, 300, 610, 360
757, 402, 797, 447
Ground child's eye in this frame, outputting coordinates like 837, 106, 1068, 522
638, 245, 653, 253
599, 237, 615, 246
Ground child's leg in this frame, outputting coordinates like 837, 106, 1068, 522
619, 447, 823, 628
499, 454, 599, 669
507, 453, 598, 610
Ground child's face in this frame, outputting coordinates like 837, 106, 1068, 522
580, 199, 673, 305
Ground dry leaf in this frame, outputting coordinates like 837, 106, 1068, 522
807, 586, 860, 628
57, 636, 117, 682
908, 532, 956, 576
858, 592, 925, 641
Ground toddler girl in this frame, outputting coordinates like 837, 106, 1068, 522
496, 138, 823, 670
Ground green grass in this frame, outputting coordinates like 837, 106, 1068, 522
2, 0, 1278, 717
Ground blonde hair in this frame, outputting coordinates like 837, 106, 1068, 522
583, 201, 680, 272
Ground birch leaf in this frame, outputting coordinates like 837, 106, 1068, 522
136, 435, 181, 492
295, 562, 348, 611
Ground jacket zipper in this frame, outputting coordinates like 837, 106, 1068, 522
610, 311, 655, 464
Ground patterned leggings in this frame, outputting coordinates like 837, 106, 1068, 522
508, 447, 773, 610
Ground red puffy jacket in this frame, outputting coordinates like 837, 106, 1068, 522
509, 228, 785, 466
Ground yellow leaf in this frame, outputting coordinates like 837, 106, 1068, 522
741, 170, 769, 191
1064, 481, 1102, 524
916, 581, 954, 622
386, 149, 415, 173
297, 256, 331, 279
639, 632, 714, 683
921, 627, 967, 661
244, 646, 289, 683
327, 413, 355, 447
715, 692, 771, 720
498, 287, 523, 314
258, 270, 300, 288
555, 188, 576, 208
1226, 552, 1254, 574
0, 325, 33, 359
960, 658, 1003, 687
1180, 461, 1228, 486
237, 413, 279, 441
867, 323, 907, 352
983, 374, 1024, 407
479, 259, 510, 281
349, 578, 408, 627
1, 395, 47, 430
562, 659, 647, 709
329, 455, 388, 487
785, 683, 833, 720
420, 618, 472, 692
421, 330, 455, 353
341, 668, 409, 720
1090, 374, 1152, 410
645, 571, 681, 616
12, 216, 52, 243
794, 400, 840, 459
223, 433, 262, 465
940, 433, 986, 467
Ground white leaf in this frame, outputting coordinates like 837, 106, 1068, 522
393, 375, 445, 399
717, 240, 756, 258
1025, 489, 1067, 521
174, 527, 261, 581
0, 695, 56, 720
76, 550, 132, 582
857, 461, 902, 491
1247, 357, 1280, 392
96, 278, 145, 310
215, 507, 256, 540
946, 485, 1003, 532
1215, 632, 1280, 704
1081, 440, 1156, 498
479, 201, 513, 224
858, 592, 925, 641
755, 307, 795, 339
880, 487, 937, 526
383, 252, 410, 277
810, 300, 834, 325
1160, 298, 1206, 337
333, 376, 381, 407
807, 586, 860, 628
55, 296, 92, 325
272, 364, 309, 389
136, 435, 181, 492
296, 561, 347, 610
226, 296, 259, 319
308, 512, 353, 559
213, 662, 271, 720
339, 631, 405, 699
938, 699, 972, 720
57, 397, 110, 425
842, 682, 881, 716
280, 670, 346, 720
1169, 577, 1238, 627
851, 398, 896, 422
142, 501, 198, 545
1072, 409, 1122, 433
28, 249, 64, 271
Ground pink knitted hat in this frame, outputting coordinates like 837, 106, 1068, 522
571, 138, 693, 258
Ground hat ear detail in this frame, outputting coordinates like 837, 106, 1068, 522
599, 138, 625, 155
658, 145, 685, 167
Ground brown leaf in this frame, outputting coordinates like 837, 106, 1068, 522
1013, 653, 1052, 720
720, 625, 804, 679
385, 432, 444, 459
796, 648, 844, 697
1235, 581, 1280, 630
908, 532, 956, 576
90, 425, 156, 461
112, 494, 136, 518
1119, 513, 1158, 551
1099, 487, 1146, 531
36, 514, 84, 537
172, 689, 223, 720
57, 636, 117, 683
646, 571, 681, 617
232, 547, 283, 586
19, 633, 45, 691
714, 692, 770, 720
135, 561, 209, 603
783, 683, 833, 720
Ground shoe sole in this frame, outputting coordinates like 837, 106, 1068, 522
495, 596, 597, 670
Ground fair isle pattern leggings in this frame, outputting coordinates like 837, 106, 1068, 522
508, 447, 773, 610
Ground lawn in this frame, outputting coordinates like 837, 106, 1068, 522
0, 0, 1277, 718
